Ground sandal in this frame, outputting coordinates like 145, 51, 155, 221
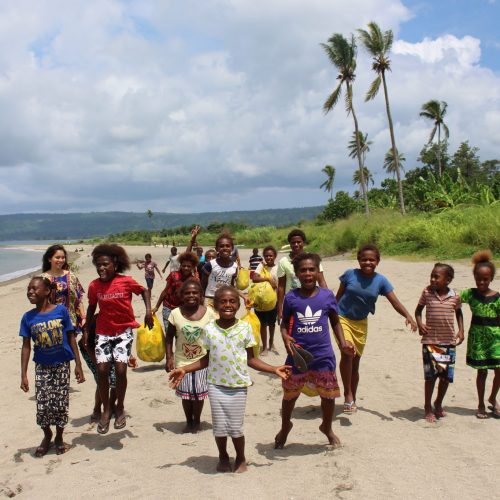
343, 401, 357, 414
114, 414, 127, 430
34, 441, 52, 458
488, 405, 500, 418
55, 443, 67, 455
97, 419, 110, 434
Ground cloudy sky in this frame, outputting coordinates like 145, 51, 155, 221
0, 0, 498, 214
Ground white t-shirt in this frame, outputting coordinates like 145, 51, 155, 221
254, 263, 278, 288
204, 259, 238, 298
168, 255, 180, 273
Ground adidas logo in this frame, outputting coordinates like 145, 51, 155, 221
297, 306, 322, 326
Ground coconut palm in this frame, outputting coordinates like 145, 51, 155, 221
383, 148, 406, 177
322, 33, 369, 215
358, 21, 406, 214
419, 100, 449, 177
320, 164, 336, 200
348, 131, 372, 170
352, 167, 374, 189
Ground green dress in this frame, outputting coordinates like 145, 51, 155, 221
460, 288, 500, 369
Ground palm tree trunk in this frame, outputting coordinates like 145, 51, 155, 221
437, 125, 442, 177
348, 83, 369, 216
381, 72, 406, 215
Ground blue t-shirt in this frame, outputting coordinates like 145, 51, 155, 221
19, 305, 75, 365
282, 287, 338, 373
337, 269, 394, 320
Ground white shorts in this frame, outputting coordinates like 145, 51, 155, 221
95, 328, 133, 364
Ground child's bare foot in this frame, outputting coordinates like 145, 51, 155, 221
487, 397, 500, 416
54, 437, 67, 455
34, 433, 53, 458
182, 422, 193, 433
319, 423, 341, 447
433, 402, 446, 418
274, 421, 293, 449
90, 409, 101, 423
476, 405, 489, 419
216, 456, 232, 473
425, 412, 437, 423
233, 458, 248, 473
191, 422, 201, 433
260, 349, 268, 357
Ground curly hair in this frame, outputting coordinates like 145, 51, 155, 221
287, 229, 306, 243
472, 250, 496, 278
215, 231, 234, 249
263, 245, 277, 256
178, 251, 199, 266
91, 244, 130, 273
357, 244, 381, 261
292, 252, 321, 272
433, 263, 455, 280
42, 244, 69, 272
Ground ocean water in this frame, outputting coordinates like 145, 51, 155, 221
0, 248, 43, 282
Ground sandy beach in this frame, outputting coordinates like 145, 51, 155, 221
1, 245, 498, 499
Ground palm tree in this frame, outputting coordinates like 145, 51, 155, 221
419, 100, 450, 177
348, 130, 372, 170
322, 33, 369, 215
383, 148, 406, 177
320, 165, 336, 200
358, 22, 406, 214
352, 167, 374, 189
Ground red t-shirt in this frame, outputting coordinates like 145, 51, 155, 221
163, 272, 199, 309
88, 275, 145, 336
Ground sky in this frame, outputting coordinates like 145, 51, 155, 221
0, 0, 499, 214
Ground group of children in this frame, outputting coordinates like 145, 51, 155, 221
19, 230, 499, 472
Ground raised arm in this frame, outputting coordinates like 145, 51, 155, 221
186, 225, 201, 254
386, 291, 417, 331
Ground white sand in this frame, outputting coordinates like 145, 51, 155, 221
0, 245, 498, 499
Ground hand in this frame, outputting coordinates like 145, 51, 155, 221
341, 341, 355, 356
20, 375, 29, 392
275, 365, 292, 381
75, 363, 85, 383
145, 312, 154, 329
244, 296, 252, 308
282, 333, 295, 356
455, 331, 465, 346
165, 356, 175, 372
191, 225, 200, 239
152, 307, 158, 314
168, 368, 186, 389
417, 323, 429, 336
406, 317, 418, 332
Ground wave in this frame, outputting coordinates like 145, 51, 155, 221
0, 266, 41, 283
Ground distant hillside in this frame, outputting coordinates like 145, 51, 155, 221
0, 207, 323, 240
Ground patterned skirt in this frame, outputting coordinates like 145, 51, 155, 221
176, 368, 208, 400
35, 362, 70, 428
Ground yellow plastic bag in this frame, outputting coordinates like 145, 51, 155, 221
236, 267, 250, 290
241, 309, 261, 358
248, 267, 277, 312
136, 315, 166, 362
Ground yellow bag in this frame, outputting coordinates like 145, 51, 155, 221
248, 267, 277, 312
236, 267, 250, 290
136, 315, 166, 362
241, 309, 261, 358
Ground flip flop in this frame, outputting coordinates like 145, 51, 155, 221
290, 343, 308, 373
97, 419, 110, 434
489, 406, 500, 419
294, 344, 315, 365
343, 401, 357, 414
55, 443, 67, 455
114, 414, 126, 430
34, 442, 52, 458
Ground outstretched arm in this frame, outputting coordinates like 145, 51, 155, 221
247, 348, 290, 379
386, 291, 417, 331
168, 354, 209, 388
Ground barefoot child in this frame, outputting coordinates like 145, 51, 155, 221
251, 245, 279, 355
136, 253, 162, 290
415, 264, 464, 423
165, 279, 216, 433
169, 285, 289, 473
460, 250, 500, 419
275, 253, 354, 449
336, 244, 417, 413
20, 277, 85, 456
83, 244, 153, 434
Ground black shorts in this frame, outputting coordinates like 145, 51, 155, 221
255, 307, 278, 326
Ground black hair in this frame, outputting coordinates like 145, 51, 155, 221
357, 244, 381, 261
30, 276, 55, 290
263, 245, 277, 257
252, 248, 259, 254
145, 253, 152, 259
433, 263, 455, 280
42, 244, 69, 272
292, 252, 321, 272
178, 251, 199, 266
287, 229, 306, 244
215, 232, 234, 249
472, 250, 496, 278
91, 244, 130, 273
214, 284, 239, 302
179, 278, 203, 296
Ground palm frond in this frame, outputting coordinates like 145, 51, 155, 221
428, 125, 437, 144
344, 82, 353, 115
383, 29, 393, 52
323, 83, 342, 113
365, 75, 381, 101
442, 122, 450, 139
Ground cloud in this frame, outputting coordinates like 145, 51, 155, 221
0, 0, 498, 215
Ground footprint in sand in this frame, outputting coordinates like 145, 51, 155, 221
45, 458, 61, 475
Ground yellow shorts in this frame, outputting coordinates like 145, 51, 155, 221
339, 316, 368, 357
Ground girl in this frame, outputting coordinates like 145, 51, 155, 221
460, 250, 499, 419
277, 229, 328, 321
336, 244, 417, 413
83, 244, 153, 435
415, 264, 464, 422
20, 277, 85, 457
41, 244, 86, 333
136, 253, 162, 290
165, 279, 216, 433
153, 252, 199, 330
251, 245, 279, 355
169, 285, 289, 473
275, 253, 355, 449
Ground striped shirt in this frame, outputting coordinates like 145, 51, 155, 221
418, 287, 461, 345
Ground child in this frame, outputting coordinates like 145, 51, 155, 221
251, 245, 279, 355
277, 229, 328, 320
136, 253, 162, 290
460, 250, 500, 419
275, 253, 354, 449
169, 285, 289, 473
415, 264, 464, 423
20, 277, 85, 457
336, 244, 417, 413
163, 247, 180, 274
249, 248, 263, 271
153, 252, 199, 329
165, 279, 217, 432
83, 244, 153, 434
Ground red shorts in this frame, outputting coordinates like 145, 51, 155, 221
282, 370, 340, 400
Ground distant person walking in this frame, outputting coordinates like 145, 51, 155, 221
136, 253, 162, 290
